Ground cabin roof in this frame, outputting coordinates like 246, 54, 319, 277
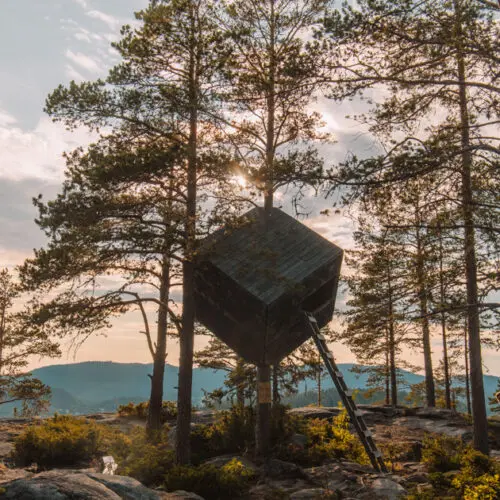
198, 207, 342, 305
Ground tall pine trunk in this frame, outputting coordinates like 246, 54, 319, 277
272, 364, 280, 405
176, 4, 198, 464
454, 0, 488, 454
385, 328, 390, 406
438, 231, 452, 409
147, 256, 171, 436
386, 259, 398, 407
256, 0, 276, 458
317, 356, 322, 406
464, 320, 472, 415
415, 226, 436, 407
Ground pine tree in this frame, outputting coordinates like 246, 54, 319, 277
221, 0, 332, 455
27, 0, 233, 462
343, 220, 413, 407
323, 0, 499, 453
0, 269, 56, 416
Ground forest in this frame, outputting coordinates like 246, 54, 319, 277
0, 0, 499, 498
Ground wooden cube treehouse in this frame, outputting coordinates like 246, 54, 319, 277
194, 207, 343, 365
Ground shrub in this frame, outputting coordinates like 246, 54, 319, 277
113, 426, 174, 486
408, 439, 500, 500
421, 434, 464, 472
164, 458, 256, 500
276, 410, 368, 466
190, 405, 255, 463
451, 449, 500, 500
13, 414, 128, 469
117, 401, 177, 422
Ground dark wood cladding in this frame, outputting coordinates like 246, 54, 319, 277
194, 207, 343, 364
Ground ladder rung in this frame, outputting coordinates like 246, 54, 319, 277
335, 371, 343, 378
317, 333, 326, 341
354, 410, 363, 417
308, 314, 318, 323
373, 450, 382, 458
345, 390, 353, 397
326, 352, 334, 359
364, 430, 373, 437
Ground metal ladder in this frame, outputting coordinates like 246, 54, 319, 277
304, 312, 387, 472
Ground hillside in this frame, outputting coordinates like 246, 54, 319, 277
0, 361, 497, 416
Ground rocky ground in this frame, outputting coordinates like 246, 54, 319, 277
0, 406, 498, 499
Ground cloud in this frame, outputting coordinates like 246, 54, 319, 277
74, 0, 89, 8
65, 64, 87, 82
65, 49, 103, 74
86, 9, 121, 30
0, 109, 17, 127
0, 110, 96, 183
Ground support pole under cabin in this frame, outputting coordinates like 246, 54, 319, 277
256, 364, 271, 456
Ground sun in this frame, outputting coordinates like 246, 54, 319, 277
233, 175, 247, 188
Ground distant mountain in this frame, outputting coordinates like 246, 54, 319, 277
0, 361, 496, 417
295, 363, 425, 393
30, 361, 226, 408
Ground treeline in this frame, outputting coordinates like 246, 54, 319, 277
0, 0, 497, 462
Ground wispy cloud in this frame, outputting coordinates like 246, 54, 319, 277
74, 0, 90, 8
0, 112, 95, 182
86, 9, 121, 30
65, 49, 103, 74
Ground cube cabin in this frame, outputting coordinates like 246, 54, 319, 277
194, 207, 343, 365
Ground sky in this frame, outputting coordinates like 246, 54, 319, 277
0, 0, 498, 377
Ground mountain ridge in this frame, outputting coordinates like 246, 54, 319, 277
0, 361, 495, 416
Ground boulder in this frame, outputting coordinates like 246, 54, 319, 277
401, 472, 429, 485
414, 408, 458, 420
289, 488, 331, 499
289, 433, 308, 449
260, 459, 307, 479
0, 470, 179, 499
288, 407, 339, 420
371, 478, 407, 499
163, 492, 204, 499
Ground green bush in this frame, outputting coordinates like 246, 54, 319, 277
190, 404, 299, 463
117, 401, 177, 422
451, 449, 500, 500
408, 439, 500, 500
164, 458, 256, 500
112, 426, 174, 486
13, 414, 128, 469
276, 410, 368, 466
421, 434, 464, 472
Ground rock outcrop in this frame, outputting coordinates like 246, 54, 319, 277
0, 470, 201, 500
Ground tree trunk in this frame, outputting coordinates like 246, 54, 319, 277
464, 320, 472, 416
438, 232, 452, 409
317, 356, 322, 406
236, 358, 245, 407
388, 318, 397, 407
386, 260, 398, 407
415, 227, 436, 407
272, 364, 280, 405
176, 5, 198, 464
454, 0, 488, 454
0, 302, 5, 375
147, 256, 170, 436
385, 328, 390, 406
256, 364, 271, 456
